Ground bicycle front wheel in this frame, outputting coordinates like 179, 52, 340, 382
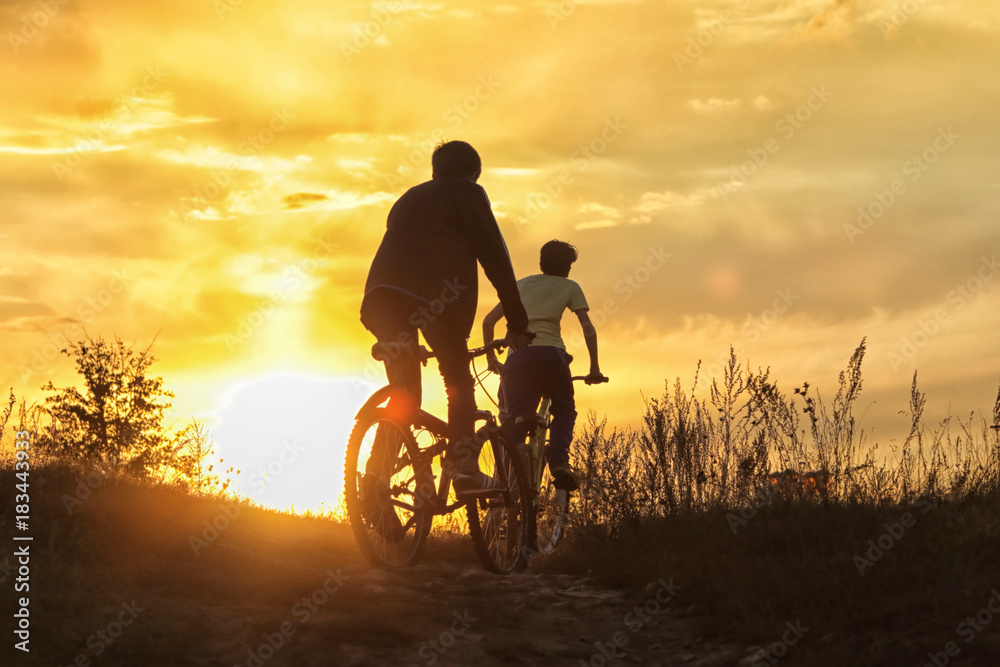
344, 409, 434, 568
466, 427, 531, 574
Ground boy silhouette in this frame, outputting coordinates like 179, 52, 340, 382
482, 240, 605, 486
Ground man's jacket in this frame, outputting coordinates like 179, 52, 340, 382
363, 177, 529, 335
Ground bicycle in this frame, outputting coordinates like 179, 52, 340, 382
505, 374, 609, 557
344, 338, 532, 574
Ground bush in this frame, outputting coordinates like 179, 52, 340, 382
37, 334, 176, 478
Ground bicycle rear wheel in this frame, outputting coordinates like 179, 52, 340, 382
466, 427, 531, 574
344, 409, 434, 568
533, 464, 570, 555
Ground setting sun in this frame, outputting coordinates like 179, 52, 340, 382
209, 373, 371, 513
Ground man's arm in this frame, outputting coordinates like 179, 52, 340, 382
456, 184, 530, 339
575, 309, 605, 380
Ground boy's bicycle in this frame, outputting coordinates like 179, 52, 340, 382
507, 374, 609, 557
344, 339, 532, 574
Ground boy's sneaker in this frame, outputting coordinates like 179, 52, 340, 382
453, 471, 503, 498
548, 462, 580, 491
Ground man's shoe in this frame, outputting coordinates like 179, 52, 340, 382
453, 471, 503, 498
359, 473, 405, 542
548, 462, 580, 491
359, 473, 380, 522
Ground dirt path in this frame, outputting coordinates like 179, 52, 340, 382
36, 480, 753, 666
278, 559, 747, 666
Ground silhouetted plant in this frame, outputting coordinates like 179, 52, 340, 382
39, 334, 174, 477
567, 339, 1000, 534
0, 388, 14, 446
165, 419, 217, 492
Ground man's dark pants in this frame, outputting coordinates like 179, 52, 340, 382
361, 289, 478, 474
499, 345, 577, 466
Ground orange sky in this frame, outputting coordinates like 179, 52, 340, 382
2, 0, 999, 510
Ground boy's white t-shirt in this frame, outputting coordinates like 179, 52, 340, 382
515, 274, 589, 349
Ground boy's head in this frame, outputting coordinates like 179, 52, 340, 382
539, 240, 578, 278
431, 141, 481, 181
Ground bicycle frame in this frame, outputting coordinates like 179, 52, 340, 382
408, 407, 502, 517
520, 396, 553, 494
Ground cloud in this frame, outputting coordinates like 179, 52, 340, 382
0, 315, 80, 334
686, 97, 743, 114
283, 192, 329, 210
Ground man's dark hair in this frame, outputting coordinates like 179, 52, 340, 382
431, 140, 482, 179
539, 240, 578, 277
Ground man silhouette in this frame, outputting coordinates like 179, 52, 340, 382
361, 140, 531, 494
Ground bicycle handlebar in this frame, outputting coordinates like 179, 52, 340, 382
571, 375, 610, 385
371, 338, 514, 365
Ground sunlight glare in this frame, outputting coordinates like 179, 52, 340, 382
210, 373, 375, 514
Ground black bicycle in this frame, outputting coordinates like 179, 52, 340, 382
512, 373, 608, 556
344, 339, 531, 573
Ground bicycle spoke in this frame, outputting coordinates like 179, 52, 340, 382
345, 411, 432, 568
466, 428, 530, 573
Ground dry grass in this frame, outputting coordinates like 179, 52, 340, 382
538, 339, 1000, 664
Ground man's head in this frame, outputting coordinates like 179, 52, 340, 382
431, 140, 481, 181
539, 240, 578, 278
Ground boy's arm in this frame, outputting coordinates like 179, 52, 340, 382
482, 303, 505, 374
574, 309, 605, 380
